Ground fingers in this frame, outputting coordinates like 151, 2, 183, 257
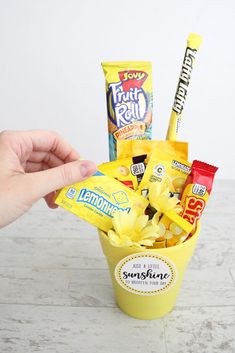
25, 147, 76, 173
28, 151, 65, 168
0, 130, 80, 163
22, 130, 80, 162
25, 161, 49, 173
24, 160, 97, 203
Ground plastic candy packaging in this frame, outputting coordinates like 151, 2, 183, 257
102, 62, 153, 160
166, 33, 202, 141
99, 155, 147, 190
138, 150, 191, 198
55, 171, 148, 232
117, 139, 188, 163
180, 160, 218, 241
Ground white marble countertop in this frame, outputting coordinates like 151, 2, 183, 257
0, 180, 234, 353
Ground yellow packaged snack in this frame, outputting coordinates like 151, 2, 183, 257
98, 155, 147, 190
138, 150, 191, 198
102, 62, 153, 161
117, 140, 188, 163
152, 210, 193, 248
166, 33, 202, 141
55, 171, 148, 232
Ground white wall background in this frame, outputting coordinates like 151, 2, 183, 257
0, 0, 234, 179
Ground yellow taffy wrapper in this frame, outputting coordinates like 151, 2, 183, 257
138, 149, 191, 198
98, 155, 147, 191
55, 171, 148, 232
152, 211, 193, 248
146, 178, 193, 248
117, 140, 188, 162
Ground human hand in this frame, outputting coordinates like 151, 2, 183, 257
0, 130, 97, 228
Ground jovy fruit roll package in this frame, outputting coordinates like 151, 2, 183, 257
102, 62, 153, 161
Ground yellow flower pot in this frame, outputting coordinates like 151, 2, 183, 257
98, 224, 200, 320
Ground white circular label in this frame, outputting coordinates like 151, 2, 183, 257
153, 164, 165, 177
115, 253, 177, 296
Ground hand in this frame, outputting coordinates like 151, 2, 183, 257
0, 130, 97, 228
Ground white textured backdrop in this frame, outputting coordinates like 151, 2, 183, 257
0, 0, 234, 178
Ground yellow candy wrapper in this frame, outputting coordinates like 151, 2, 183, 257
102, 62, 153, 161
166, 33, 202, 141
117, 140, 188, 163
55, 171, 148, 232
138, 150, 191, 198
152, 210, 193, 248
98, 155, 147, 190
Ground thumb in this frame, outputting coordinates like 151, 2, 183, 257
25, 160, 97, 202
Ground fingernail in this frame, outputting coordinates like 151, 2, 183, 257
80, 161, 97, 178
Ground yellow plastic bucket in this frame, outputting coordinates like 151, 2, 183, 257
98, 224, 200, 320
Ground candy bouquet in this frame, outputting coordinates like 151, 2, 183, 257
55, 33, 219, 319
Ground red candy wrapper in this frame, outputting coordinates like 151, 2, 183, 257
180, 160, 218, 240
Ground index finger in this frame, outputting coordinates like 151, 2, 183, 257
19, 130, 80, 162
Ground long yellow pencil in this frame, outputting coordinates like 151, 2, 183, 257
166, 33, 202, 141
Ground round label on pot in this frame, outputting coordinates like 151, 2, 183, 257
114, 252, 177, 296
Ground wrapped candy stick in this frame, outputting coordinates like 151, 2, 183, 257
166, 33, 202, 141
